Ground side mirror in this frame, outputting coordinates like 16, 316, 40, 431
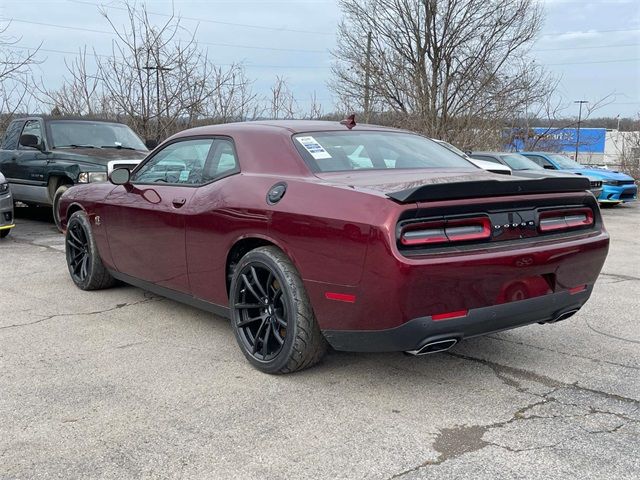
19, 134, 42, 150
109, 168, 131, 186
145, 139, 158, 150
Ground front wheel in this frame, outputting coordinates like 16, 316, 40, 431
229, 246, 327, 374
65, 211, 116, 290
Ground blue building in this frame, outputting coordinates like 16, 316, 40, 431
507, 127, 607, 161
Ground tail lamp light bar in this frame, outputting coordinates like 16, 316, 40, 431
400, 216, 491, 246
538, 208, 594, 233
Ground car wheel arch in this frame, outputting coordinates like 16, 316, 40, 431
63, 203, 86, 231
48, 175, 74, 202
225, 234, 301, 296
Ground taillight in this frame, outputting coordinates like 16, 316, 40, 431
538, 208, 594, 233
401, 216, 490, 246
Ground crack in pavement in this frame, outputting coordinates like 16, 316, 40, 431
0, 297, 162, 330
485, 334, 640, 370
388, 352, 639, 479
5, 234, 65, 253
584, 317, 640, 345
598, 272, 640, 283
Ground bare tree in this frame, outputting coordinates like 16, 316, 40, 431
36, 47, 107, 117
206, 65, 262, 123
330, 0, 554, 145
305, 92, 324, 120
268, 76, 298, 119
0, 22, 40, 132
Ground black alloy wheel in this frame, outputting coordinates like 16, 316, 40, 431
234, 264, 289, 362
65, 211, 115, 290
230, 246, 327, 374
66, 220, 90, 283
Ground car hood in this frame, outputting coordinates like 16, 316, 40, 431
52, 148, 147, 165
315, 168, 591, 203
559, 167, 634, 181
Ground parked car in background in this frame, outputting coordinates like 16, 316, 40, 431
58, 120, 608, 374
0, 117, 150, 230
470, 152, 603, 198
433, 139, 512, 175
0, 172, 14, 238
519, 152, 637, 205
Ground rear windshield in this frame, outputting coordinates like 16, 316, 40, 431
499, 154, 543, 171
293, 131, 476, 172
548, 154, 583, 169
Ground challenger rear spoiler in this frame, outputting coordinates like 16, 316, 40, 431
386, 177, 591, 203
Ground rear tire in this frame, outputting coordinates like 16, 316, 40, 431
65, 210, 116, 290
230, 246, 327, 374
0, 229, 9, 239
53, 184, 71, 232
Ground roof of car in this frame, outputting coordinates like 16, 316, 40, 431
173, 119, 406, 138
471, 151, 522, 157
12, 115, 129, 124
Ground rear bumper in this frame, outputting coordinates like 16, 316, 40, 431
323, 286, 592, 352
598, 184, 637, 203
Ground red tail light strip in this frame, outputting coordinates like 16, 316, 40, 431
539, 208, 594, 232
401, 217, 491, 246
432, 310, 468, 321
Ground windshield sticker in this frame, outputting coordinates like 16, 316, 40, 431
296, 136, 332, 160
179, 170, 190, 182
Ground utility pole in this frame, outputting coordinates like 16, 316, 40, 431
143, 64, 173, 141
574, 100, 588, 162
363, 31, 372, 124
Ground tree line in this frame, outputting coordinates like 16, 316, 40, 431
1, 0, 638, 156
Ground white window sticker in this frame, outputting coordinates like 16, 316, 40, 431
179, 170, 190, 182
296, 136, 332, 160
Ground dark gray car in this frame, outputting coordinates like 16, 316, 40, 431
470, 152, 603, 198
0, 171, 15, 238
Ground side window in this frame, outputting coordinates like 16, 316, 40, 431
1, 120, 25, 150
525, 155, 553, 168
202, 139, 239, 182
19, 120, 43, 149
133, 139, 214, 185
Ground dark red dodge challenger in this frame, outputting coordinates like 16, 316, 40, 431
58, 120, 609, 373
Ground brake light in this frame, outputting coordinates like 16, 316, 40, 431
539, 208, 593, 232
432, 310, 468, 321
568, 285, 587, 295
401, 217, 490, 246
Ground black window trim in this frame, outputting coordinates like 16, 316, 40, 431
130, 134, 241, 188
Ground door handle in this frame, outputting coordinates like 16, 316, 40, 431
172, 197, 186, 208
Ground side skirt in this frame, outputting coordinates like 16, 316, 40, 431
109, 270, 231, 319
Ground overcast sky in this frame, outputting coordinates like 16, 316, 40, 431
1, 0, 639, 119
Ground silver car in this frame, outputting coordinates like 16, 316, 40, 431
0, 172, 15, 238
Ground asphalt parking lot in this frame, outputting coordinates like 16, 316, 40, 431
0, 203, 638, 480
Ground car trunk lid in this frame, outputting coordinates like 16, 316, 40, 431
315, 168, 590, 203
